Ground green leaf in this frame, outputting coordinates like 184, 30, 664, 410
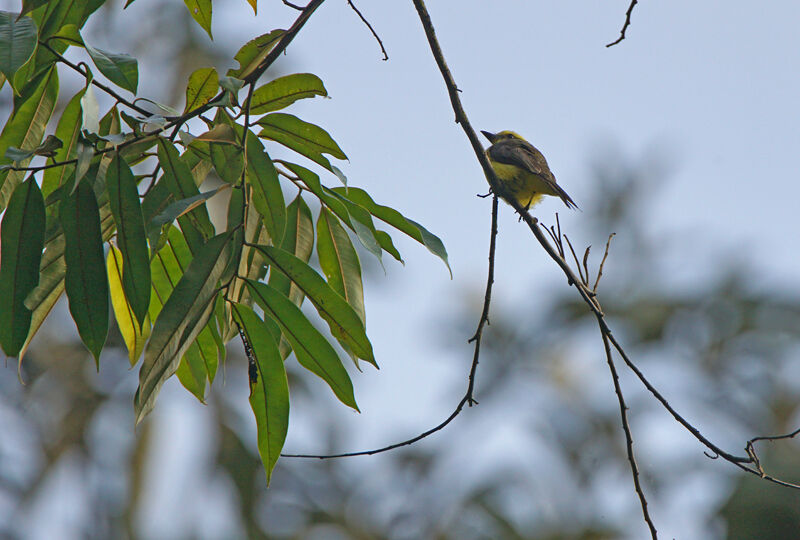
33, 134, 62, 157
0, 177, 45, 357
184, 0, 212, 40
257, 113, 346, 172
0, 12, 37, 91
156, 139, 215, 252
42, 87, 85, 198
20, 1, 51, 18
193, 124, 237, 144
175, 345, 208, 401
4, 146, 34, 162
135, 232, 232, 423
210, 141, 244, 184
21, 181, 115, 359
184, 67, 218, 113
209, 109, 244, 184
107, 245, 150, 365
247, 280, 358, 410
148, 185, 228, 233
60, 179, 109, 363
85, 42, 138, 94
324, 189, 383, 264
227, 29, 284, 80
374, 229, 403, 263
277, 162, 374, 257
49, 23, 83, 47
317, 207, 365, 322
149, 226, 222, 400
332, 186, 451, 277
245, 135, 285, 242
219, 75, 244, 104
254, 245, 375, 366
232, 304, 289, 485
106, 153, 151, 325
0, 66, 58, 212
250, 73, 327, 114
269, 193, 313, 306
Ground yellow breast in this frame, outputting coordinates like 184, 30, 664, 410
487, 159, 550, 208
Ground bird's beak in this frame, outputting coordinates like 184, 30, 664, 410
481, 130, 497, 143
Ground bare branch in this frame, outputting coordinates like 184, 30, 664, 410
606, 0, 639, 47
593, 233, 615, 292
282, 196, 500, 458
601, 332, 658, 539
346, 0, 388, 61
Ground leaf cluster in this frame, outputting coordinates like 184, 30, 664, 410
0, 1, 449, 483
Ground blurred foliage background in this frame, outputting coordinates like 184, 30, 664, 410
3, 1, 800, 538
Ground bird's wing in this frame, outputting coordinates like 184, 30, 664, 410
489, 140, 578, 209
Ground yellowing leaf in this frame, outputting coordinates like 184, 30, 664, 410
107, 245, 151, 365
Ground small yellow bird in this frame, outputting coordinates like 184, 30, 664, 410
481, 130, 578, 211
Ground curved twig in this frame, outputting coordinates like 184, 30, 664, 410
281, 196, 499, 458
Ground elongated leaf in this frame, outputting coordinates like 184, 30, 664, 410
149, 226, 221, 400
0, 66, 58, 212
258, 113, 346, 171
268, 193, 313, 306
375, 229, 403, 263
106, 153, 150, 325
135, 232, 232, 422
277, 161, 380, 262
0, 12, 37, 91
156, 139, 215, 252
254, 245, 375, 365
232, 304, 289, 485
245, 134, 285, 242
0, 177, 44, 356
325, 189, 383, 264
210, 141, 244, 184
193, 124, 237, 144
107, 245, 150, 365
85, 42, 138, 94
209, 109, 244, 184
247, 280, 357, 410
20, 1, 50, 18
250, 73, 327, 114
148, 185, 228, 231
316, 207, 364, 322
184, 67, 218, 113
21, 190, 115, 359
227, 30, 283, 80
175, 344, 208, 401
184, 0, 212, 40
60, 180, 109, 363
332, 186, 451, 276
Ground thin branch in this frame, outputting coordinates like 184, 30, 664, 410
606, 0, 639, 47
245, 0, 327, 84
601, 331, 658, 539
411, 0, 800, 511
281, 196, 500, 458
593, 233, 615, 292
283, 0, 305, 9
346, 0, 389, 61
40, 41, 155, 118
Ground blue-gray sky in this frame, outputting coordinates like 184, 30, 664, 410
3, 0, 800, 537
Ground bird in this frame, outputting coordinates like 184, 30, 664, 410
481, 130, 578, 211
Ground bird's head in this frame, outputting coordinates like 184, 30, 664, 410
481, 130, 525, 144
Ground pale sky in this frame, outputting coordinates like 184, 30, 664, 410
3, 1, 800, 538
